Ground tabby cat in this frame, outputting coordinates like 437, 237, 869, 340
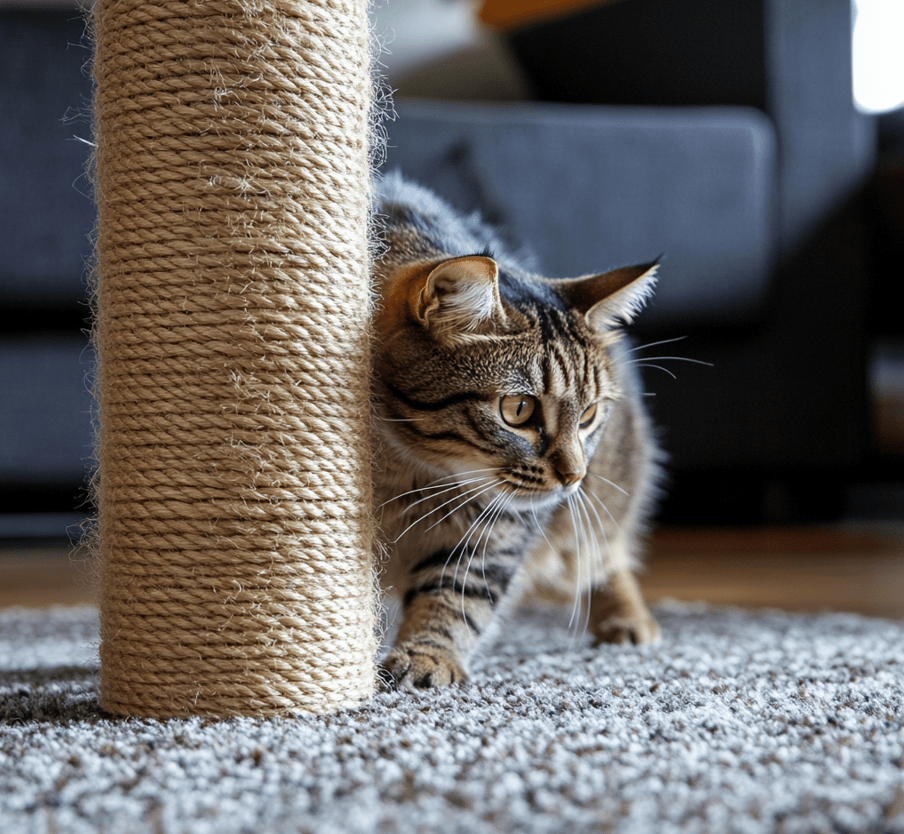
373, 173, 663, 691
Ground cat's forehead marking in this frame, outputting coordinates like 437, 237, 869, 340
540, 343, 570, 399
525, 306, 605, 401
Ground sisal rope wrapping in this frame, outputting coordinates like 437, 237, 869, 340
92, 0, 378, 717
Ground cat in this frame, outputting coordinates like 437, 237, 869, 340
372, 172, 663, 691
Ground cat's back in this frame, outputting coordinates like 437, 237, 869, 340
374, 172, 525, 271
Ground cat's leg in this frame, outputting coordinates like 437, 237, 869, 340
382, 544, 522, 691
590, 563, 660, 645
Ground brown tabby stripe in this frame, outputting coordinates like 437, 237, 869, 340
403, 579, 498, 610
385, 382, 486, 413
404, 549, 516, 609
408, 427, 496, 453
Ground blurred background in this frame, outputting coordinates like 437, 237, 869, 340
0, 0, 902, 558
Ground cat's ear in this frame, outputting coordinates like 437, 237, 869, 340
412, 255, 505, 335
558, 262, 658, 332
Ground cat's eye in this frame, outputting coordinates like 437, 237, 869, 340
580, 403, 599, 429
499, 394, 537, 427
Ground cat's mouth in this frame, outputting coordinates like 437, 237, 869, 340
499, 478, 581, 510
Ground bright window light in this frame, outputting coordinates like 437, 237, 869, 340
852, 0, 904, 114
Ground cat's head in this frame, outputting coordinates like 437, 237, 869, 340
374, 255, 657, 509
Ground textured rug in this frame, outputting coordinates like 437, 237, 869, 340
2, 602, 904, 834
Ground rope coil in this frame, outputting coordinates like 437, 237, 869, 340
92, 0, 378, 717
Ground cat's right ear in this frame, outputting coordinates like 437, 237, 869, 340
411, 256, 506, 337
558, 262, 659, 332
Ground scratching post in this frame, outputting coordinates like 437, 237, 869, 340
92, 0, 378, 717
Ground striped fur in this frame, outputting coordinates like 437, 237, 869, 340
373, 174, 663, 691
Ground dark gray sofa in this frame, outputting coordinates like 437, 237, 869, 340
1, 8, 95, 538
0, 0, 876, 536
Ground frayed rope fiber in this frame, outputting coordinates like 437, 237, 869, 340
91, 0, 379, 717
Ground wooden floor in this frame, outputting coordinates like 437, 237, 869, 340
642, 525, 904, 620
1, 525, 903, 619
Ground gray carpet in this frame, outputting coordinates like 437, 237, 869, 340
2, 602, 904, 834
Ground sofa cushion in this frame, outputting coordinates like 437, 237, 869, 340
382, 99, 776, 330
1, 10, 95, 307
0, 335, 94, 486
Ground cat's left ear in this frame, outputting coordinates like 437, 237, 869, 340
557, 262, 659, 332
413, 255, 505, 335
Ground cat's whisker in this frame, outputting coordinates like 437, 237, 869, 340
381, 478, 480, 511
458, 497, 498, 585
439, 491, 512, 636
579, 494, 601, 631
633, 363, 678, 379
441, 467, 502, 479
447, 491, 503, 574
478, 491, 516, 586
571, 490, 597, 641
421, 479, 505, 535
473, 491, 518, 623
461, 489, 517, 636
418, 467, 502, 482
564, 494, 582, 635
576, 485, 608, 552
529, 500, 556, 550
584, 486, 623, 537
627, 355, 713, 368
452, 493, 509, 629
388, 465, 499, 491
586, 473, 630, 497
392, 478, 501, 543
381, 468, 500, 509
394, 474, 497, 514
565, 494, 586, 633
628, 352, 713, 380
624, 335, 688, 354
528, 501, 543, 534
401, 489, 505, 622
476, 495, 502, 579
576, 486, 612, 578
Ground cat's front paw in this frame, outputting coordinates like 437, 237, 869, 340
594, 610, 661, 646
380, 642, 467, 692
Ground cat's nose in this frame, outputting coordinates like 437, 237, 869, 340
551, 450, 586, 486
558, 470, 584, 486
